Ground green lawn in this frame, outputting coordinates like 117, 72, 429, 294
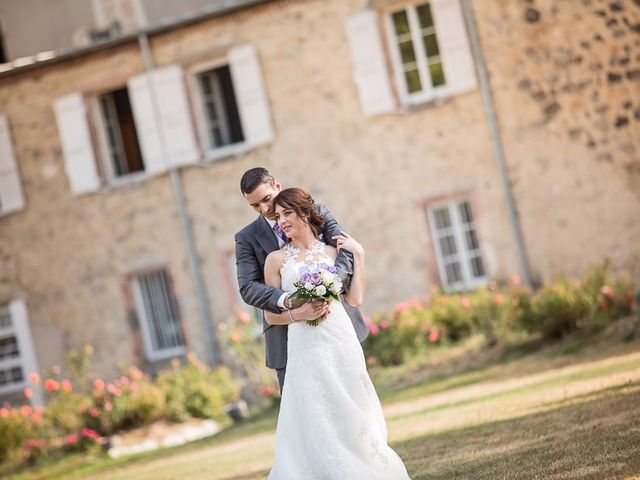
9, 325, 640, 480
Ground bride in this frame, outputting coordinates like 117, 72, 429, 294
263, 187, 411, 479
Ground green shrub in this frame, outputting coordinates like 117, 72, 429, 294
156, 355, 238, 422
0, 406, 37, 463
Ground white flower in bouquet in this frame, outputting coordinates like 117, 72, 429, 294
304, 282, 315, 291
315, 285, 327, 296
291, 263, 342, 327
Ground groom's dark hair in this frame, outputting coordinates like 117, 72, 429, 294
240, 167, 276, 195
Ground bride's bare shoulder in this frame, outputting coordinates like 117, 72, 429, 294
323, 243, 338, 260
265, 250, 285, 269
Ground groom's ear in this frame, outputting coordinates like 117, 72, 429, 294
274, 181, 282, 192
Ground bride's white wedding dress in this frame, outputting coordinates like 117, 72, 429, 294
268, 240, 411, 480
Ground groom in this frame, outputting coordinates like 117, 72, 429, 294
234, 167, 368, 392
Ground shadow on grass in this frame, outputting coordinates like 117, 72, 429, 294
396, 381, 640, 480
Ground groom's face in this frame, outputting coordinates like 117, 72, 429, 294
244, 180, 282, 220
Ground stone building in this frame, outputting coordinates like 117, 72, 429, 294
0, 0, 638, 403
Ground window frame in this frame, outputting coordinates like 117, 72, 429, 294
384, 2, 451, 106
130, 268, 187, 362
0, 303, 34, 396
427, 197, 487, 291
187, 58, 250, 163
89, 89, 148, 187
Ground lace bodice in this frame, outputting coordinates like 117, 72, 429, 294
280, 239, 335, 292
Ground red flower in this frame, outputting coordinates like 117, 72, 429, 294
23, 387, 33, 400
65, 433, 80, 445
0, 407, 9, 417
259, 386, 273, 397
601, 286, 614, 298
460, 297, 471, 309
80, 428, 101, 440
623, 292, 635, 305
511, 275, 522, 286
89, 407, 101, 417
379, 320, 390, 329
61, 379, 73, 393
599, 300, 609, 310
20, 405, 32, 417
231, 332, 243, 343
238, 311, 251, 324
27, 373, 40, 384
394, 303, 408, 314
493, 294, 504, 305
369, 324, 380, 335
93, 378, 105, 392
44, 379, 59, 392
428, 330, 440, 344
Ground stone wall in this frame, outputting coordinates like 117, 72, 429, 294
0, 0, 637, 381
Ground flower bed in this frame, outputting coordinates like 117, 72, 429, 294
363, 262, 636, 366
0, 346, 238, 470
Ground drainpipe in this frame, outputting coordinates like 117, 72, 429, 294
136, 31, 220, 366
460, 0, 533, 287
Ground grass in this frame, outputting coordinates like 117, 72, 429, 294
7, 317, 640, 480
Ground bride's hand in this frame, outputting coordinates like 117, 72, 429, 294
332, 231, 364, 256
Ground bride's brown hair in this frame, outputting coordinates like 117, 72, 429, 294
274, 188, 325, 237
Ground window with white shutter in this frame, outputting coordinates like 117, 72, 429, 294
0, 115, 25, 216
384, 0, 476, 105
428, 199, 486, 290
127, 65, 200, 174
189, 45, 274, 160
0, 299, 40, 398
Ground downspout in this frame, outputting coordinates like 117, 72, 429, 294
136, 32, 220, 365
460, 0, 533, 287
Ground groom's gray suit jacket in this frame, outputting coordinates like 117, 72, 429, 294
234, 204, 369, 370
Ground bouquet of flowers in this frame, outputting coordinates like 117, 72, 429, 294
291, 263, 343, 326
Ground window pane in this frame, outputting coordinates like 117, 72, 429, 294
465, 229, 479, 250
433, 207, 452, 229
458, 201, 474, 223
399, 41, 417, 65
405, 69, 422, 93
417, 3, 434, 29
471, 256, 485, 277
423, 33, 440, 58
0, 336, 19, 361
199, 75, 212, 95
392, 10, 411, 35
429, 62, 446, 87
440, 235, 457, 256
445, 262, 462, 283
0, 309, 12, 329
11, 367, 23, 382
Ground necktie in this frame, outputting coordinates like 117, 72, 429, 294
273, 223, 288, 244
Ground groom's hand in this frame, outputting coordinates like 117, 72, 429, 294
291, 300, 329, 322
285, 293, 310, 310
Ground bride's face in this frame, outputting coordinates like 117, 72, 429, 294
274, 203, 306, 239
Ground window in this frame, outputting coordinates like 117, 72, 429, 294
0, 300, 39, 396
196, 65, 244, 151
131, 269, 186, 361
97, 87, 145, 178
388, 2, 446, 103
428, 199, 486, 290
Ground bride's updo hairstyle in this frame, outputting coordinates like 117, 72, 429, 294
274, 188, 325, 237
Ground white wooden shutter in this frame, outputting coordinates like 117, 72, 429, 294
228, 44, 274, 147
128, 65, 199, 174
431, 0, 477, 95
54, 93, 101, 195
0, 115, 25, 215
345, 10, 396, 116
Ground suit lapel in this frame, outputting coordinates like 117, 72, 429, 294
256, 215, 279, 254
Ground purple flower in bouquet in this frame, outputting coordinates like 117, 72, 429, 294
291, 263, 343, 326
